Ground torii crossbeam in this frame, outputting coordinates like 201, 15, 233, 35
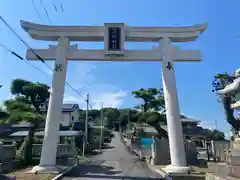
21, 20, 207, 174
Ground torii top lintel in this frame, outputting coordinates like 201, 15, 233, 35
20, 21, 207, 42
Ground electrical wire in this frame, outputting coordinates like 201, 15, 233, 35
39, 0, 52, 24
0, 16, 45, 63
0, 16, 93, 107
60, 4, 64, 12
0, 43, 50, 76
0, 42, 93, 108
53, 4, 58, 12
32, 0, 44, 23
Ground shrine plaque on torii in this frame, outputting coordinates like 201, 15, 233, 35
21, 21, 207, 174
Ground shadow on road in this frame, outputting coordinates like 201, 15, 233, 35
65, 162, 122, 177
75, 174, 163, 180
101, 144, 116, 150
90, 150, 103, 155
65, 160, 163, 180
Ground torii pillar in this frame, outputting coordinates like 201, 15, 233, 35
33, 37, 69, 173
20, 20, 207, 174
160, 37, 189, 173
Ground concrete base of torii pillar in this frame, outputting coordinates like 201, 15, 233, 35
160, 37, 191, 174
30, 166, 63, 174
31, 37, 69, 173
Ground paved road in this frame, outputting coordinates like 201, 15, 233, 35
63, 132, 163, 180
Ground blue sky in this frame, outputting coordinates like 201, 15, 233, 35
0, 0, 239, 136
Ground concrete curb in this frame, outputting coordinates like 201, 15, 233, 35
52, 160, 92, 180
121, 137, 140, 157
131, 148, 140, 156
146, 163, 172, 180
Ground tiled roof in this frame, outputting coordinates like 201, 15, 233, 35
62, 104, 79, 112
10, 130, 79, 137
181, 117, 201, 123
40, 103, 79, 112
161, 125, 207, 138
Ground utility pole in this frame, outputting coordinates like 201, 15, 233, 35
215, 119, 218, 130
83, 94, 89, 157
85, 94, 89, 143
128, 108, 131, 131
99, 102, 104, 151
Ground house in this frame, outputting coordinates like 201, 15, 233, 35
61, 104, 80, 127
161, 116, 207, 139
132, 115, 206, 141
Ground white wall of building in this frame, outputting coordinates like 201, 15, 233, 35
60, 108, 80, 127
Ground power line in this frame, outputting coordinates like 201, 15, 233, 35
53, 4, 58, 12
39, 0, 52, 24
1, 43, 93, 108
0, 16, 45, 63
32, 0, 44, 23
0, 42, 92, 107
60, 4, 64, 12
0, 16, 93, 107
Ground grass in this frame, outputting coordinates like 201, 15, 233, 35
78, 155, 89, 163
6, 164, 74, 180
7, 167, 56, 180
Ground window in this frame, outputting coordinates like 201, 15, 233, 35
72, 116, 74, 121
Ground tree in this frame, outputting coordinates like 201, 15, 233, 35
132, 88, 168, 138
137, 112, 168, 138
10, 78, 50, 112
4, 79, 50, 165
210, 129, 225, 141
0, 107, 8, 124
88, 109, 100, 120
203, 128, 225, 141
2, 97, 45, 164
212, 73, 240, 137
132, 88, 165, 112
104, 108, 120, 128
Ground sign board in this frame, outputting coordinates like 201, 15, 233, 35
140, 138, 153, 148
108, 27, 121, 51
104, 23, 125, 56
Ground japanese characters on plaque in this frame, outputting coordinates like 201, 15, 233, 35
108, 27, 121, 51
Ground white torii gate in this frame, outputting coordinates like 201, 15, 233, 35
21, 21, 207, 174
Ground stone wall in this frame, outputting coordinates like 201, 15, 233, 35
32, 144, 78, 165
0, 142, 16, 162
0, 142, 79, 172
151, 138, 198, 165
0, 142, 21, 173
211, 140, 231, 162
32, 144, 78, 158
152, 139, 232, 165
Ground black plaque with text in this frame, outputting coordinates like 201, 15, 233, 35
108, 27, 121, 51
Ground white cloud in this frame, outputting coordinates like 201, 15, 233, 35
63, 63, 127, 109
64, 90, 127, 109
91, 90, 127, 109
63, 94, 86, 107
66, 62, 96, 86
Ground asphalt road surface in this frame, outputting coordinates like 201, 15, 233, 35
63, 132, 163, 180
